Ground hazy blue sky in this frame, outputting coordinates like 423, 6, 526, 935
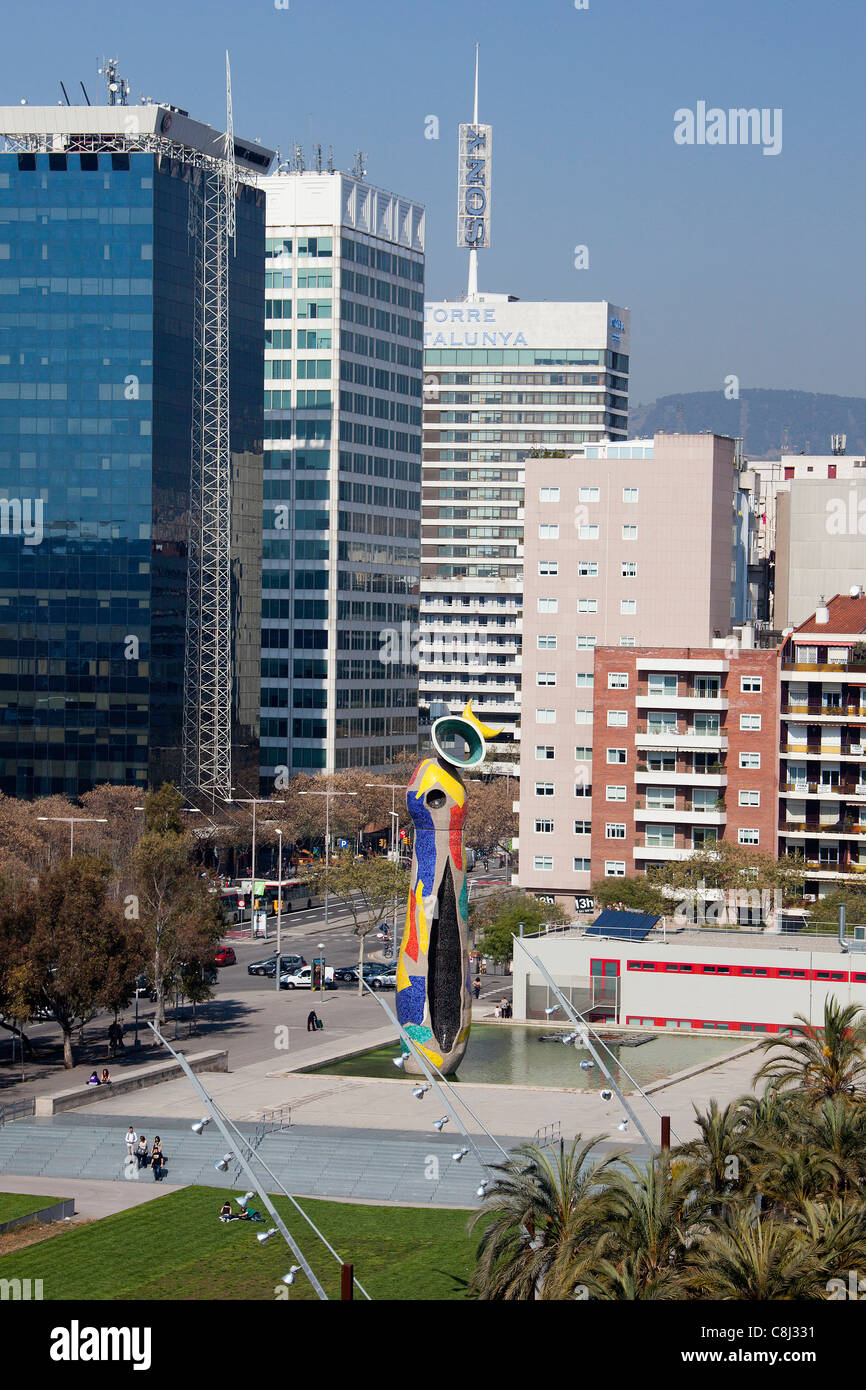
2, 0, 863, 404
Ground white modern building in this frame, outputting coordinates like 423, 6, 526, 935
259, 171, 425, 778
419, 295, 631, 757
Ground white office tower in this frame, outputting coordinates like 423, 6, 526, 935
260, 170, 425, 777
418, 48, 630, 763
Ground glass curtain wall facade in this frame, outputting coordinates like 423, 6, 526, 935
260, 174, 424, 779
0, 148, 264, 797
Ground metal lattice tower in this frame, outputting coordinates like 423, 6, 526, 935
181, 52, 238, 804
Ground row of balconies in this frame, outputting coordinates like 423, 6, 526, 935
782, 702, 866, 720
780, 781, 866, 797
780, 819, 866, 837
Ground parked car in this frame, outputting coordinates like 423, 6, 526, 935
333, 961, 389, 984
247, 953, 306, 978
279, 966, 336, 991
214, 946, 237, 967
369, 970, 397, 990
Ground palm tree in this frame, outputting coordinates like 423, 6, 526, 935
793, 1198, 866, 1283
753, 997, 866, 1100
468, 1135, 616, 1300
789, 1096, 866, 1198
690, 1207, 827, 1299
595, 1151, 700, 1299
673, 1098, 746, 1222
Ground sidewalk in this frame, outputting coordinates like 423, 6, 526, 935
0, 1174, 181, 1221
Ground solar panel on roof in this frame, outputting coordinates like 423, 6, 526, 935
585, 909, 660, 941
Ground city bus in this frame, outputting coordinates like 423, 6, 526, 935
215, 878, 322, 926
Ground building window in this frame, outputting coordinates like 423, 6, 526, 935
739, 752, 761, 769
606, 823, 626, 839
606, 785, 627, 801
739, 789, 760, 806
536, 672, 557, 687
536, 709, 556, 723
620, 599, 637, 615
607, 710, 628, 726
538, 598, 558, 613
534, 819, 554, 834
538, 524, 560, 539
607, 748, 627, 763
535, 782, 555, 796
579, 486, 600, 502
738, 828, 760, 845
578, 598, 598, 613
741, 676, 762, 692
537, 634, 557, 650
575, 709, 593, 724
578, 524, 599, 540
740, 713, 762, 731
536, 745, 555, 759
533, 856, 554, 871
646, 786, 675, 809
578, 561, 598, 576
576, 635, 597, 649
574, 820, 591, 834
620, 637, 636, 647
623, 487, 639, 503
646, 824, 674, 848
622, 524, 638, 540
538, 560, 559, 576
575, 782, 592, 797
575, 745, 592, 760
796, 645, 818, 663
573, 858, 591, 872
648, 673, 677, 695
539, 487, 560, 502
605, 861, 626, 877
608, 673, 629, 689
576, 673, 594, 688
621, 562, 637, 577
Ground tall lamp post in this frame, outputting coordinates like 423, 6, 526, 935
298, 789, 357, 937
229, 793, 286, 939
36, 815, 107, 858
275, 828, 283, 992
365, 782, 407, 947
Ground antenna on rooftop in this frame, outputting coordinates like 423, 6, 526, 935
98, 57, 129, 106
328, 145, 334, 173
352, 150, 366, 179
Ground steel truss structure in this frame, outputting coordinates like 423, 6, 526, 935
181, 64, 237, 804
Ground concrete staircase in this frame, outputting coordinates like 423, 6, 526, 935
0, 1115, 504, 1207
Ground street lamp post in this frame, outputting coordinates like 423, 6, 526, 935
229, 794, 286, 939
298, 789, 357, 938
318, 941, 325, 1004
36, 815, 107, 857
365, 782, 407, 949
275, 829, 283, 992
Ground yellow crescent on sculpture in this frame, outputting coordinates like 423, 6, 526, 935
461, 700, 503, 741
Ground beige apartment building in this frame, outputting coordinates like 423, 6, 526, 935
517, 432, 741, 908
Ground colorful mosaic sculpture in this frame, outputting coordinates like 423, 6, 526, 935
397, 701, 500, 1075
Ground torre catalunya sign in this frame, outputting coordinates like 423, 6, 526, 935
423, 302, 631, 353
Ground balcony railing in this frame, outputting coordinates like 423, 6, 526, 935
782, 703, 866, 717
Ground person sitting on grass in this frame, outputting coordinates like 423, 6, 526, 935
238, 1205, 265, 1223
219, 1201, 239, 1223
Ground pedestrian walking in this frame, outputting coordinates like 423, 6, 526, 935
473, 976, 482, 1000
150, 1137, 164, 1181
136, 1136, 150, 1170
306, 1009, 319, 1032
124, 1125, 137, 1157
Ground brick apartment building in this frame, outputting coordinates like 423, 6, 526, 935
589, 645, 780, 884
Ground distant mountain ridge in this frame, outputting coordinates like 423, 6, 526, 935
629, 390, 866, 459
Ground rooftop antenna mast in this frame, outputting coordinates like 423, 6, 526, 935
181, 51, 236, 806
458, 43, 491, 302
98, 57, 129, 106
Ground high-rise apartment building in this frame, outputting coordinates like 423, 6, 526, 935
419, 296, 630, 752
0, 100, 269, 798
780, 591, 866, 893
517, 432, 744, 905
258, 172, 425, 780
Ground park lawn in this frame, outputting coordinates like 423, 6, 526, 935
0, 1185, 478, 1300
0, 1192, 65, 1225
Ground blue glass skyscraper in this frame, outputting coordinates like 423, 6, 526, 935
0, 102, 270, 797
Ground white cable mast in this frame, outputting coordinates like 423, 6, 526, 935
467, 43, 480, 301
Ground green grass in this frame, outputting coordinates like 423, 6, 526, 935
0, 1186, 478, 1300
0, 1192, 65, 1225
